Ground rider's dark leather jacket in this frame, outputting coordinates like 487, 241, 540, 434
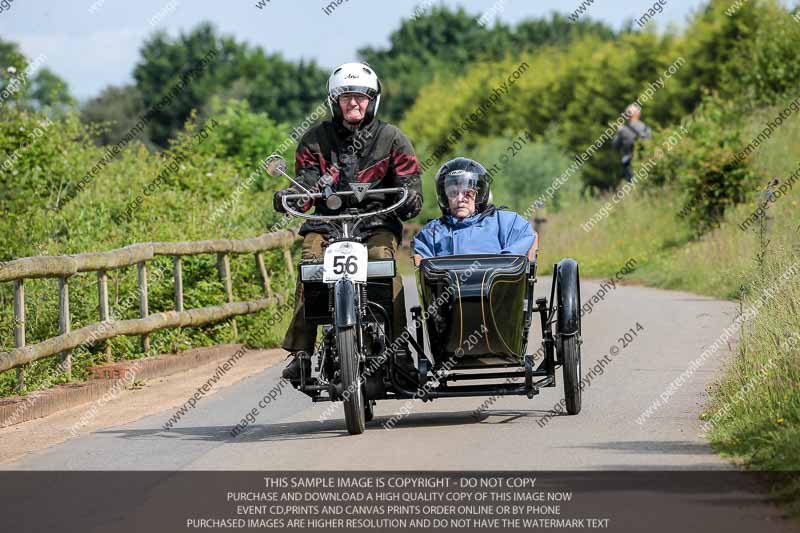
293, 116, 422, 240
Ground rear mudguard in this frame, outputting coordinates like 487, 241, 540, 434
556, 258, 581, 338
334, 278, 358, 328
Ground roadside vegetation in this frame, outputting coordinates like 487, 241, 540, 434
540, 104, 800, 513
497, 5, 799, 512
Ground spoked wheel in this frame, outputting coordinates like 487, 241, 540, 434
337, 325, 365, 435
364, 400, 375, 423
556, 258, 582, 415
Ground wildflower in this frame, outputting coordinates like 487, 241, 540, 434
7, 66, 16, 74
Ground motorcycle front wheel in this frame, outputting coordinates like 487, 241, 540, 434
337, 325, 365, 435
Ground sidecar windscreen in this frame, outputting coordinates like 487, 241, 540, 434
417, 254, 529, 364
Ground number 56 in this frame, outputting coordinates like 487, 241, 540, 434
333, 255, 358, 275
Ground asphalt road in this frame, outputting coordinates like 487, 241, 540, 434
5, 276, 799, 532
1, 277, 746, 470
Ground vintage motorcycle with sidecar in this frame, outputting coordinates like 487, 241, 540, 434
265, 155, 583, 435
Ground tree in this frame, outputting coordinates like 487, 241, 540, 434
133, 22, 327, 147
511, 13, 616, 49
358, 8, 617, 122
28, 67, 73, 110
80, 85, 149, 147
0, 38, 73, 111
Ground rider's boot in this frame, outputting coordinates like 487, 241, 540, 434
282, 351, 311, 386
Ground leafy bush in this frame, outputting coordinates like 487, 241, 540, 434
80, 85, 151, 148
639, 95, 760, 233
719, 1, 800, 107
402, 32, 685, 192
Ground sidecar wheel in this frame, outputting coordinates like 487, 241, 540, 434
338, 325, 365, 435
557, 258, 582, 415
561, 335, 582, 415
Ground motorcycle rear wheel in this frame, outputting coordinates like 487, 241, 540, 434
338, 325, 365, 435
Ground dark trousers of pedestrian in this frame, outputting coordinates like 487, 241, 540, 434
621, 159, 634, 183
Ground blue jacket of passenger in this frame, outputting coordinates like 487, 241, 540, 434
413, 206, 536, 258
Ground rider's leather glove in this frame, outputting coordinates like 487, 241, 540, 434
396, 190, 422, 220
273, 187, 310, 213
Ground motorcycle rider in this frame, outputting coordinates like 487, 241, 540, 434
274, 62, 423, 386
413, 157, 536, 262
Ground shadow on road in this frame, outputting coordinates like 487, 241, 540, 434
566, 440, 720, 456
95, 407, 560, 444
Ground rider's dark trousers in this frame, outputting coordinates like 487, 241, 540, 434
281, 229, 408, 353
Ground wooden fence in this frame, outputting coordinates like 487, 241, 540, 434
0, 230, 298, 391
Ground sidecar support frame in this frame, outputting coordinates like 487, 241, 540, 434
305, 289, 558, 403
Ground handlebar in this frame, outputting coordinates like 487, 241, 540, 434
282, 187, 409, 221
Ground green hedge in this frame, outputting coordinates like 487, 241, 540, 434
0, 101, 299, 396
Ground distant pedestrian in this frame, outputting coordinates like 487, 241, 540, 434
612, 103, 651, 183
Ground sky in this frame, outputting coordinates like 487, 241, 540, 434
0, 0, 708, 100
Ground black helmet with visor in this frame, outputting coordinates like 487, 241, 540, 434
434, 157, 491, 217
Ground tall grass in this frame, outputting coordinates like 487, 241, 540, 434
535, 188, 692, 278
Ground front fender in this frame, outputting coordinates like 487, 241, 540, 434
556, 258, 581, 337
334, 278, 358, 328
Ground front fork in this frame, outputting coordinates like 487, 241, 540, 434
332, 278, 367, 396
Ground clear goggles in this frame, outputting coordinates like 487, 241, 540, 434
444, 174, 479, 200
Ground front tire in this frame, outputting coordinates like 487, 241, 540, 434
338, 325, 365, 435
560, 336, 582, 415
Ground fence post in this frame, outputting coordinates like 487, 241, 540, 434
255, 252, 273, 299
173, 256, 183, 312
138, 262, 150, 352
58, 276, 72, 380
217, 253, 237, 338
12, 279, 25, 393
97, 270, 112, 362
283, 247, 294, 280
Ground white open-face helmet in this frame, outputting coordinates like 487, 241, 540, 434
327, 62, 381, 125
